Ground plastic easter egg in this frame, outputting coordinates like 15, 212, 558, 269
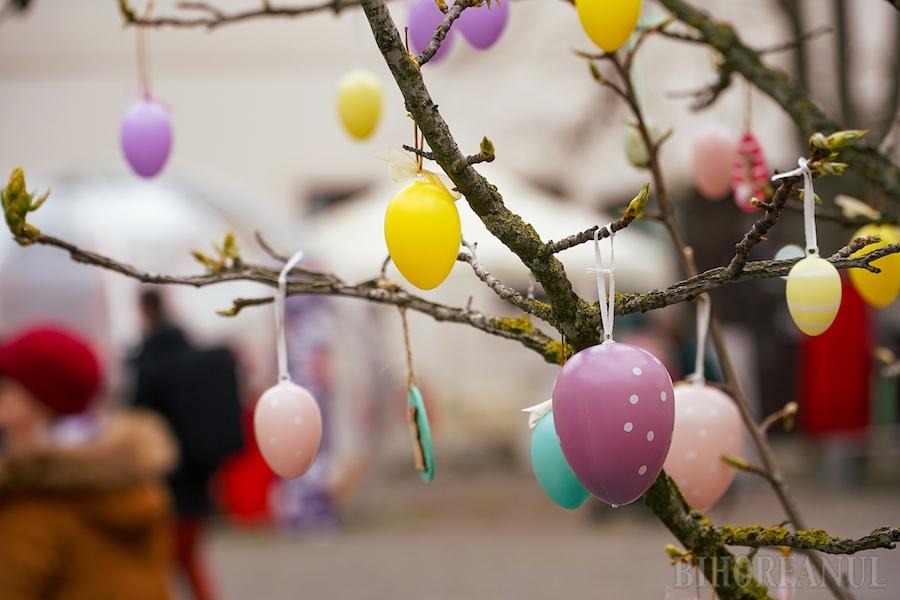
552, 341, 675, 506
254, 381, 323, 479
785, 255, 842, 336
409, 0, 455, 63
663, 382, 742, 512
530, 410, 590, 510
731, 132, 769, 212
456, 0, 509, 50
384, 178, 461, 290
624, 122, 662, 169
121, 99, 172, 178
775, 244, 805, 280
575, 0, 641, 53
848, 224, 900, 308
692, 125, 735, 200
336, 70, 383, 141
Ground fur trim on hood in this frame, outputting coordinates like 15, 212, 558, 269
0, 409, 177, 494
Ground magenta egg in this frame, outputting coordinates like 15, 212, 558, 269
552, 342, 675, 506
120, 99, 172, 178
456, 0, 509, 50
408, 0, 455, 63
692, 125, 735, 200
254, 381, 323, 479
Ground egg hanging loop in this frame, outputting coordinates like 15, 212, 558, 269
275, 249, 305, 382
593, 223, 616, 343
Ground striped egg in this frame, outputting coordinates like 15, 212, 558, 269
785, 255, 842, 336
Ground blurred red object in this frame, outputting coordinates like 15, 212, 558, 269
217, 402, 275, 524
798, 278, 871, 435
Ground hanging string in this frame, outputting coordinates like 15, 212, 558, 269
593, 224, 616, 342
399, 307, 416, 389
135, 1, 155, 98
743, 79, 752, 134
688, 293, 711, 384
275, 250, 305, 382
403, 27, 424, 172
772, 158, 817, 255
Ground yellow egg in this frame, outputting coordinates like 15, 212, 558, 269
848, 224, 900, 308
384, 179, 461, 290
786, 255, 842, 336
336, 70, 383, 141
575, 0, 641, 53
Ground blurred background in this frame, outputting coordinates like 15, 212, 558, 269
1, 0, 899, 598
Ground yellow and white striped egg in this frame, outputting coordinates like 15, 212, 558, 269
785, 255, 842, 336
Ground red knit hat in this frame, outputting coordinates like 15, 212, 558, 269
0, 327, 102, 416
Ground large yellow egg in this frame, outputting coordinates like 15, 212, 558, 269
336, 70, 383, 141
384, 179, 461, 290
848, 224, 900, 308
575, 0, 641, 53
785, 255, 842, 336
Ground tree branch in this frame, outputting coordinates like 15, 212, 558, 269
359, 0, 596, 349
414, 0, 474, 66
657, 0, 900, 201
118, 0, 364, 28
717, 525, 900, 555
9, 226, 560, 362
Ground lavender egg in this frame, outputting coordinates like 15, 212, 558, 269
456, 0, 509, 50
552, 341, 675, 506
121, 99, 172, 178
408, 0, 455, 64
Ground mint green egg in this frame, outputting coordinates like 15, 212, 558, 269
530, 411, 590, 509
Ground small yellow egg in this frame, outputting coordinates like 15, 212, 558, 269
785, 255, 842, 336
336, 70, 383, 141
575, 0, 641, 53
384, 179, 461, 290
848, 224, 900, 308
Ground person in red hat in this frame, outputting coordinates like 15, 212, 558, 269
0, 326, 177, 599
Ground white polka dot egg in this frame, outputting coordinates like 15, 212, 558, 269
552, 342, 675, 506
664, 381, 743, 511
254, 381, 323, 479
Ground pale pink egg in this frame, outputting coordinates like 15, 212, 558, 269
254, 381, 322, 479
692, 125, 736, 200
664, 381, 743, 511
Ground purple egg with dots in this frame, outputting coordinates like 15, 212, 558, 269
456, 0, 509, 50
552, 341, 675, 506
408, 0, 455, 64
120, 99, 172, 178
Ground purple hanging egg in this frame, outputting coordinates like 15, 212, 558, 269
121, 99, 172, 178
408, 0, 455, 64
552, 341, 675, 506
456, 0, 509, 50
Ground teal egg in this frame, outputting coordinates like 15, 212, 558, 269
530, 411, 590, 509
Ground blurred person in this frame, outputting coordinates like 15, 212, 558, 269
130, 289, 243, 600
0, 327, 176, 599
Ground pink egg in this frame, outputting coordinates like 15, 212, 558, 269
254, 381, 322, 479
692, 125, 736, 200
663, 381, 743, 511
120, 99, 173, 178
552, 342, 675, 506
408, 0, 455, 63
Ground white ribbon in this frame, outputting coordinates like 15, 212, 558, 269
772, 158, 817, 256
275, 250, 305, 382
521, 398, 553, 429
376, 149, 462, 200
593, 224, 616, 342
688, 293, 711, 384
